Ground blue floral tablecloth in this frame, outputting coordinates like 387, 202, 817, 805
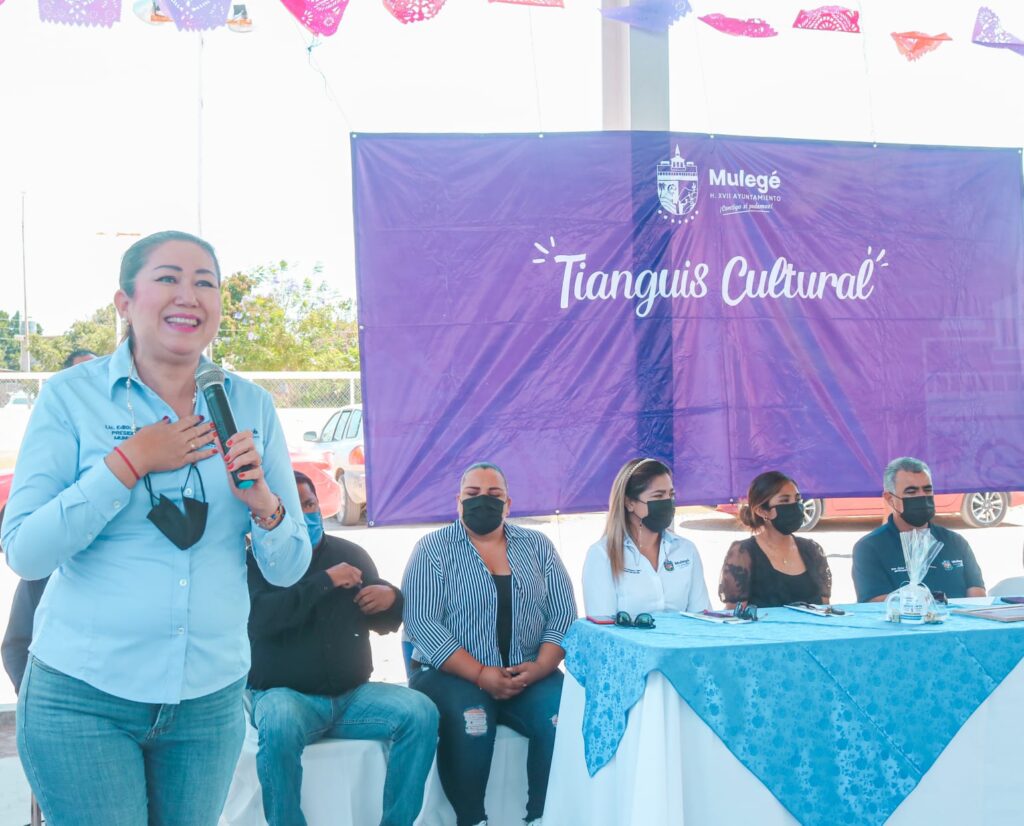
563, 604, 1024, 826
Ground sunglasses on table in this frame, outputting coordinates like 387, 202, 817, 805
705, 602, 760, 621
734, 601, 759, 621
615, 611, 656, 629
700, 602, 760, 621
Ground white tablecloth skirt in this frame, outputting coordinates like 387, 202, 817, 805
544, 662, 1024, 824
221, 723, 528, 826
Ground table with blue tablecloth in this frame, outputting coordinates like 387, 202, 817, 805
544, 602, 1024, 825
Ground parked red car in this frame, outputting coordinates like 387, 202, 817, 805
302, 404, 366, 526
0, 455, 342, 523
288, 448, 343, 521
718, 491, 1024, 530
0, 469, 12, 515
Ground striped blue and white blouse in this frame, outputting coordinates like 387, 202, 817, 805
402, 519, 578, 669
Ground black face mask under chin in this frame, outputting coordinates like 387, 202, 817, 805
144, 464, 209, 550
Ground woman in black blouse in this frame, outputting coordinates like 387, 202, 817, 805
719, 470, 831, 608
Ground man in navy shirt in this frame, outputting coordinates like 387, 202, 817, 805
852, 457, 987, 602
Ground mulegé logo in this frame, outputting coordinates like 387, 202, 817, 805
654, 145, 783, 221
657, 146, 700, 225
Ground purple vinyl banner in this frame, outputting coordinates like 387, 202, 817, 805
352, 132, 1024, 525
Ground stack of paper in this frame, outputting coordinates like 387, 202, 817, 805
951, 604, 1024, 623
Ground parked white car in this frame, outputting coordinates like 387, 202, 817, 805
3, 390, 32, 409
303, 404, 366, 525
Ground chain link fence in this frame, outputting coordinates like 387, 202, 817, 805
0, 371, 361, 467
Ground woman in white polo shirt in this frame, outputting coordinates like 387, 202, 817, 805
583, 458, 711, 618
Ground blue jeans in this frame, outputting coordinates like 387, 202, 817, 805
248, 682, 439, 826
17, 656, 245, 826
409, 667, 563, 826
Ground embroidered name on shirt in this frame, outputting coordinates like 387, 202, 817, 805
624, 567, 643, 575
892, 563, 944, 575
105, 424, 134, 442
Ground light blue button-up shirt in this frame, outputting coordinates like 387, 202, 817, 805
2, 342, 311, 704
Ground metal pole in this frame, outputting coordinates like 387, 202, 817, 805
20, 190, 30, 371
197, 34, 204, 237
194, 33, 215, 362
198, 34, 214, 361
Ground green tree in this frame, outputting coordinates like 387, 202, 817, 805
0, 310, 22, 370
27, 305, 117, 372
214, 262, 359, 372
0, 311, 51, 370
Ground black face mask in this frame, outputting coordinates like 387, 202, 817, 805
897, 494, 935, 528
640, 498, 675, 533
770, 501, 805, 535
144, 465, 209, 550
461, 494, 505, 536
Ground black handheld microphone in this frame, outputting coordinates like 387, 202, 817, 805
195, 362, 255, 489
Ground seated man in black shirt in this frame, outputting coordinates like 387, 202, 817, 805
246, 472, 439, 826
1, 574, 48, 694
852, 457, 987, 602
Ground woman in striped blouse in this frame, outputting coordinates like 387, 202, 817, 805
402, 462, 577, 826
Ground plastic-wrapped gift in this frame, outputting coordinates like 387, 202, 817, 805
885, 530, 945, 624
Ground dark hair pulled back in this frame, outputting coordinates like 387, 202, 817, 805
738, 470, 797, 530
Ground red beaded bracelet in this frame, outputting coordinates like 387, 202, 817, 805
113, 446, 141, 482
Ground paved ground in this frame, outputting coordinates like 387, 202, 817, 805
2, 506, 1023, 824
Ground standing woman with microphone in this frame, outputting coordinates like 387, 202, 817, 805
2, 231, 311, 826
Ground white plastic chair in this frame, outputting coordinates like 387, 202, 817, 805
220, 721, 528, 826
988, 576, 1024, 597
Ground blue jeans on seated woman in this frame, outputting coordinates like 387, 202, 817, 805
17, 655, 245, 826
409, 667, 563, 826
247, 682, 439, 826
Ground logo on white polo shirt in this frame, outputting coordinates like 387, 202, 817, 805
663, 558, 690, 572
